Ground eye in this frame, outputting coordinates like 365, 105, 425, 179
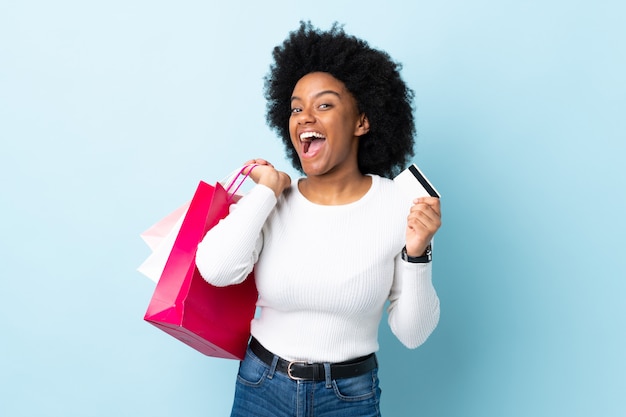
290, 107, 302, 114
318, 103, 332, 110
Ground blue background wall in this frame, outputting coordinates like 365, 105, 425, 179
1, 1, 624, 416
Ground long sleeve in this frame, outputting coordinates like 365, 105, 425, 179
195, 175, 440, 363
195, 184, 276, 286
387, 258, 440, 348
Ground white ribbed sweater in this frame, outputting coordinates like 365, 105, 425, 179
196, 175, 440, 363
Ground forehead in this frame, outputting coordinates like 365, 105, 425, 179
291, 72, 348, 97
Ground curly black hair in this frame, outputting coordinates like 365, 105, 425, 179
264, 21, 416, 178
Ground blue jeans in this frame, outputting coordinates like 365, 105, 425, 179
230, 346, 382, 417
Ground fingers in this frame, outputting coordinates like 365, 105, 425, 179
408, 199, 441, 230
244, 158, 274, 168
243, 159, 275, 176
242, 158, 291, 198
412, 197, 441, 217
407, 197, 441, 236
405, 198, 442, 256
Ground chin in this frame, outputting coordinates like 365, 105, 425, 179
301, 167, 317, 177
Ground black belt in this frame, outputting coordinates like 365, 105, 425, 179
249, 338, 377, 381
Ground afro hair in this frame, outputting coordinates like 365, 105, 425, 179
264, 21, 416, 178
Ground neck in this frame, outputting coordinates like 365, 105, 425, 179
299, 171, 372, 205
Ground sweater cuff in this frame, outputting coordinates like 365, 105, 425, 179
397, 257, 432, 281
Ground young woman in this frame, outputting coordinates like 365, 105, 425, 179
196, 21, 441, 417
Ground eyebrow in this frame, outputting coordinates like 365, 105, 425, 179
291, 90, 342, 102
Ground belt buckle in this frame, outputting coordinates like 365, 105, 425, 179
287, 361, 308, 381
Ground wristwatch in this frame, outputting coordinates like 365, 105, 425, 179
401, 245, 432, 263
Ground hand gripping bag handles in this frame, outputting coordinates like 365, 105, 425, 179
143, 166, 258, 359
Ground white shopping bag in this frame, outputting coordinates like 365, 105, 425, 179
137, 202, 190, 282
137, 165, 257, 283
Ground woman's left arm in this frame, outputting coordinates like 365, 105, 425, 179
387, 197, 442, 348
387, 260, 440, 348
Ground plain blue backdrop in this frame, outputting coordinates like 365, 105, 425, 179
1, 1, 624, 416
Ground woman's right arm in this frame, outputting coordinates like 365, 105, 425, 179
195, 184, 276, 286
195, 160, 291, 287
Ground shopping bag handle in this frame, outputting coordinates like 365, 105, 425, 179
223, 164, 258, 202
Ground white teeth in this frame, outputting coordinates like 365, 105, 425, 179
299, 131, 325, 141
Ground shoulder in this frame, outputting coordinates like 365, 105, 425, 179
369, 175, 413, 215
372, 175, 408, 202
271, 178, 302, 212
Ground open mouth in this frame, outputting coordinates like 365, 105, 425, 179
300, 131, 326, 154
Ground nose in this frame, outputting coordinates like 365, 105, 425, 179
295, 107, 315, 124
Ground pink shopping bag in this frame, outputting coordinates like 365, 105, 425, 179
143, 168, 258, 359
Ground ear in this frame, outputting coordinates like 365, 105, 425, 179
355, 113, 370, 137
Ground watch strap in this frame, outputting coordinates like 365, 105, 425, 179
401, 245, 432, 263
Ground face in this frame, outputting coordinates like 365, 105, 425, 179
289, 72, 369, 177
